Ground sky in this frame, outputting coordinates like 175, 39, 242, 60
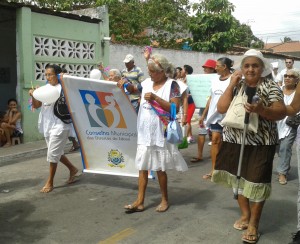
229, 0, 300, 43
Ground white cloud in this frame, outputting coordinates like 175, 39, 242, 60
229, 0, 300, 43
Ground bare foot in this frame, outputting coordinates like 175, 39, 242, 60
40, 185, 54, 193
156, 202, 169, 212
67, 168, 80, 184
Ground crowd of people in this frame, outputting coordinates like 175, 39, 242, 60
2, 48, 300, 243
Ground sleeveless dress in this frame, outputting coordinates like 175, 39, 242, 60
135, 78, 188, 172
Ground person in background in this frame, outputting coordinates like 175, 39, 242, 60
118, 53, 188, 213
98, 63, 122, 82
190, 59, 217, 163
175, 67, 182, 80
276, 58, 295, 86
212, 50, 286, 244
276, 69, 299, 185
181, 64, 195, 143
29, 64, 79, 193
271, 62, 279, 83
200, 57, 233, 179
286, 71, 300, 244
121, 54, 145, 113
0, 98, 23, 147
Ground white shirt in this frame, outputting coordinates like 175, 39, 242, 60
277, 89, 296, 140
38, 84, 71, 137
205, 75, 231, 127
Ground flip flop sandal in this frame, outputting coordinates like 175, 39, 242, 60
202, 173, 212, 180
124, 204, 144, 214
241, 232, 261, 243
69, 146, 80, 153
190, 157, 203, 163
233, 221, 249, 231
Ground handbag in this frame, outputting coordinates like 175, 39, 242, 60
54, 89, 72, 124
167, 103, 183, 144
286, 113, 300, 129
221, 85, 259, 133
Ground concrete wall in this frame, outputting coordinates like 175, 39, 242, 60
109, 44, 300, 78
16, 7, 109, 142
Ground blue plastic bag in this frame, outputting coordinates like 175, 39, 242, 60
167, 103, 183, 144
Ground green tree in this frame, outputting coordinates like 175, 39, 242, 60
189, 0, 238, 52
283, 36, 292, 42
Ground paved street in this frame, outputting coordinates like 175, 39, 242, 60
0, 133, 298, 244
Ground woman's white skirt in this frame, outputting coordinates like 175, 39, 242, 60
135, 141, 188, 172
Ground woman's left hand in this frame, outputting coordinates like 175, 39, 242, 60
144, 92, 156, 101
244, 100, 263, 114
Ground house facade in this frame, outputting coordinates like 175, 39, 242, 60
0, 1, 109, 142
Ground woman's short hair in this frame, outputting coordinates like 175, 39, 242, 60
109, 69, 121, 79
7, 98, 17, 105
183, 64, 193, 75
218, 57, 234, 71
148, 53, 174, 77
287, 69, 300, 79
45, 64, 62, 75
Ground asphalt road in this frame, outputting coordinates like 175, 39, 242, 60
0, 139, 298, 244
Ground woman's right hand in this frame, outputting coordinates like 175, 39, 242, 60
199, 116, 205, 127
230, 70, 243, 87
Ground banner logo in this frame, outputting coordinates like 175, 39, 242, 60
108, 149, 125, 168
79, 90, 127, 128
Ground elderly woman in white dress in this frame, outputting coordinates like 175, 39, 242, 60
118, 54, 188, 213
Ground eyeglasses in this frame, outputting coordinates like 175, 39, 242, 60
284, 74, 296, 79
285, 62, 293, 64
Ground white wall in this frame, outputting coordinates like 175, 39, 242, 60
109, 44, 300, 78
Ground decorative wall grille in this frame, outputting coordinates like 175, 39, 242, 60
35, 62, 94, 81
33, 36, 96, 81
34, 36, 95, 59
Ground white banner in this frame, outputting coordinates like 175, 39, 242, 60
62, 75, 139, 177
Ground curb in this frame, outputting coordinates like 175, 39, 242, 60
0, 142, 72, 164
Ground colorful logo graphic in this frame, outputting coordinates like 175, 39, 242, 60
108, 149, 125, 168
79, 90, 127, 128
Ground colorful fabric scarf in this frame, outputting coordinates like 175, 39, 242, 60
149, 100, 170, 127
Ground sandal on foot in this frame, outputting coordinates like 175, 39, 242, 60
278, 174, 287, 185
233, 221, 248, 231
190, 157, 203, 163
242, 232, 261, 243
203, 173, 212, 180
69, 146, 80, 153
124, 204, 144, 214
40, 186, 54, 193
156, 204, 169, 212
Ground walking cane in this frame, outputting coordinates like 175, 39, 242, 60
233, 86, 257, 200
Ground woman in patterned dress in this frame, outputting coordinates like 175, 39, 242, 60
212, 50, 286, 243
118, 53, 188, 213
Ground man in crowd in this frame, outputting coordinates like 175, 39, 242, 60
276, 58, 295, 86
121, 54, 144, 113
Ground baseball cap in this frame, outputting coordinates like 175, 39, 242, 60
123, 54, 134, 63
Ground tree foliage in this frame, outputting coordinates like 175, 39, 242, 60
11, 0, 264, 52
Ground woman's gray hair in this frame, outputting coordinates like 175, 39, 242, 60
109, 69, 121, 79
148, 53, 174, 78
287, 68, 300, 79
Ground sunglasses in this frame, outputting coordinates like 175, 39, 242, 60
285, 62, 293, 64
284, 74, 296, 79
